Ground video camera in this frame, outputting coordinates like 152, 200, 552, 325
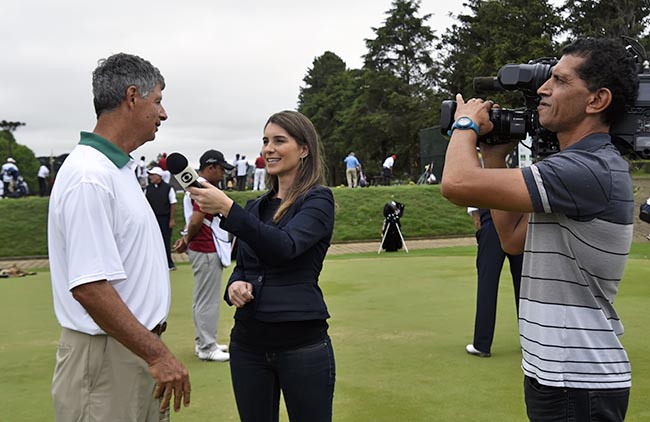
440, 36, 650, 159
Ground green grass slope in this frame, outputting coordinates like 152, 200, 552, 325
0, 185, 474, 258
3, 175, 650, 258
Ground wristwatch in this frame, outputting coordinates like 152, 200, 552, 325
448, 116, 479, 137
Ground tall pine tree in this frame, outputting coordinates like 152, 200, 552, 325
298, 52, 357, 185
437, 0, 560, 107
561, 0, 650, 40
349, 0, 439, 177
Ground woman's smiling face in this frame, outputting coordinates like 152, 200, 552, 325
262, 122, 307, 179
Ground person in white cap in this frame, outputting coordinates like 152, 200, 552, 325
1, 157, 18, 197
144, 166, 178, 270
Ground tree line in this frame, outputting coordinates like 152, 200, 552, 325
297, 0, 650, 186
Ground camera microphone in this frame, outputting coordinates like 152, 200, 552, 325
167, 152, 203, 190
473, 77, 504, 93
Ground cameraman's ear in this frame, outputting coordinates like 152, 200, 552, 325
586, 87, 612, 115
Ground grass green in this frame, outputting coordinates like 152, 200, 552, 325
4, 176, 650, 258
0, 185, 474, 258
1, 246, 649, 421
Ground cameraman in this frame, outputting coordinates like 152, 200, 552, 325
441, 38, 638, 421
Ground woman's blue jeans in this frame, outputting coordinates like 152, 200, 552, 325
229, 337, 336, 422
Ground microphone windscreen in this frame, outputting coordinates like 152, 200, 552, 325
166, 152, 202, 190
167, 152, 188, 175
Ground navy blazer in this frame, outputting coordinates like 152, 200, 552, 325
220, 185, 335, 322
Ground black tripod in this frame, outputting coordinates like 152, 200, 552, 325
378, 201, 409, 254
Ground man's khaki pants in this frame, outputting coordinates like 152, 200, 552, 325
52, 328, 170, 421
346, 168, 358, 188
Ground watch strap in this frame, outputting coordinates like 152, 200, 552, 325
448, 117, 479, 137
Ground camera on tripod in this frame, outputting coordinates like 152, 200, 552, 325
440, 36, 650, 159
379, 201, 408, 253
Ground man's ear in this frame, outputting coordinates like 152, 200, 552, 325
586, 87, 612, 115
126, 86, 138, 108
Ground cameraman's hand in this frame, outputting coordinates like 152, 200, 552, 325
479, 141, 520, 168
455, 93, 494, 136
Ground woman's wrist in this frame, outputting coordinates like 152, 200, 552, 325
220, 198, 234, 218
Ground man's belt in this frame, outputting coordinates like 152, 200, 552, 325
151, 321, 167, 336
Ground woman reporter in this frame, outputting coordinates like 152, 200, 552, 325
188, 110, 335, 422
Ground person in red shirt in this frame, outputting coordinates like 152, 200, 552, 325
158, 152, 168, 170
253, 152, 266, 191
174, 150, 234, 362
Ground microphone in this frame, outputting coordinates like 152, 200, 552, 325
166, 152, 203, 189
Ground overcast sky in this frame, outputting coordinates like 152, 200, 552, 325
2, 0, 469, 168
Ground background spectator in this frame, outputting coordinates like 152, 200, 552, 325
144, 166, 177, 270
236, 155, 248, 191
382, 154, 396, 186
343, 152, 360, 188
37, 163, 50, 196
253, 152, 266, 191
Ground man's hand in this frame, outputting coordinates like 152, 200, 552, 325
228, 281, 254, 308
173, 236, 188, 254
150, 351, 191, 413
71, 281, 192, 414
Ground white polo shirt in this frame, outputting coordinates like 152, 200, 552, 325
48, 132, 171, 335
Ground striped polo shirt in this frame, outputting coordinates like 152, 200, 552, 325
520, 133, 634, 389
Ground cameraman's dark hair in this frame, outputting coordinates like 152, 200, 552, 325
562, 38, 639, 125
92, 53, 165, 118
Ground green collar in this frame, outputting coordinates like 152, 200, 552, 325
79, 132, 131, 168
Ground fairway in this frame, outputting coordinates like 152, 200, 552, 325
1, 247, 649, 421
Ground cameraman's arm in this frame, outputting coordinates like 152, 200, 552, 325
441, 94, 533, 213
480, 144, 528, 255
491, 210, 528, 255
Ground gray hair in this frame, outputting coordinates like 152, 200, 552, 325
92, 53, 165, 118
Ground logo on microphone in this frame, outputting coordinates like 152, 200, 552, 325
180, 172, 193, 183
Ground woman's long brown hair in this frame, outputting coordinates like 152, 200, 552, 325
264, 110, 326, 223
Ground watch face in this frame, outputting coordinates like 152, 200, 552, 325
457, 117, 472, 127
